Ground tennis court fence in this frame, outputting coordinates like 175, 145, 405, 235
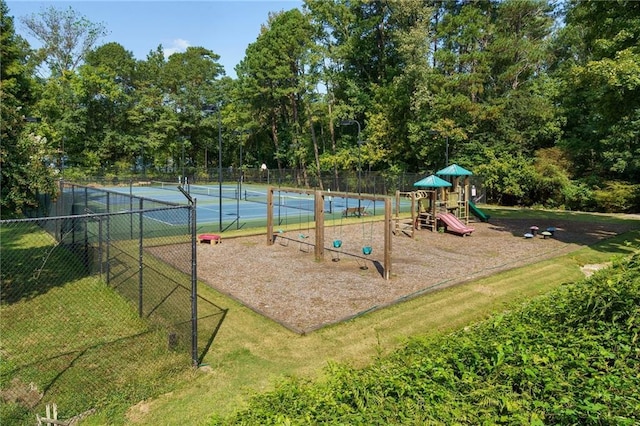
1, 181, 226, 418
68, 168, 427, 195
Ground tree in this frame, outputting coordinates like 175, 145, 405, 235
306, 0, 429, 176
0, 0, 33, 144
20, 5, 108, 76
305, 0, 358, 186
0, 0, 57, 215
162, 46, 225, 175
76, 43, 138, 171
370, 0, 434, 172
556, 0, 640, 181
408, 0, 559, 173
485, 0, 561, 154
236, 9, 315, 182
475, 151, 537, 206
130, 46, 174, 174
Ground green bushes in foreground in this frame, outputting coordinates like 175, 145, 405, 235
214, 252, 640, 425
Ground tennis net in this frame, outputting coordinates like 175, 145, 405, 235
187, 184, 238, 200
149, 181, 181, 191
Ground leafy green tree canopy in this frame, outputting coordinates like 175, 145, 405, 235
20, 5, 108, 76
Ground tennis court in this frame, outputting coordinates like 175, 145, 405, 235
105, 181, 405, 232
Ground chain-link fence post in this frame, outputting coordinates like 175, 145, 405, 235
138, 197, 144, 317
177, 185, 199, 366
190, 199, 198, 367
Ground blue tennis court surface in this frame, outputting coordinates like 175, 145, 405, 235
105, 182, 409, 231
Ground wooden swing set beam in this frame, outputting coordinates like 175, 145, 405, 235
266, 186, 392, 280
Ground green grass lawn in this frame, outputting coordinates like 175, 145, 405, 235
2, 208, 638, 425
215, 251, 640, 424
116, 209, 639, 426
0, 222, 192, 425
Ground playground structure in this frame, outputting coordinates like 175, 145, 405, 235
436, 212, 475, 236
393, 189, 438, 237
265, 186, 393, 279
394, 164, 489, 237
435, 164, 473, 224
469, 200, 490, 222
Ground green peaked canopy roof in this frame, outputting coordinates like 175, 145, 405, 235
436, 164, 473, 176
413, 174, 452, 188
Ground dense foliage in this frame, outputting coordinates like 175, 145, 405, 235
0, 1, 58, 215
213, 251, 640, 425
2, 0, 639, 212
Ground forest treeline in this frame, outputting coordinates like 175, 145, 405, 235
2, 0, 639, 214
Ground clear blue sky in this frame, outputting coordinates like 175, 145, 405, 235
6, 0, 303, 78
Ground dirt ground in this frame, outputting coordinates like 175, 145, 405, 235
151, 217, 637, 334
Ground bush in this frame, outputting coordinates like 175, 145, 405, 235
217, 251, 640, 425
531, 148, 574, 208
475, 153, 537, 206
473, 148, 640, 212
593, 181, 640, 213
562, 180, 597, 211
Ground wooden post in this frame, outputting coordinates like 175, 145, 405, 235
314, 190, 324, 261
384, 197, 392, 280
430, 190, 437, 231
393, 191, 415, 238
410, 192, 416, 237
394, 190, 400, 233
463, 175, 470, 224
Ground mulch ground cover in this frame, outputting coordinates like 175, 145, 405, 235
150, 217, 637, 334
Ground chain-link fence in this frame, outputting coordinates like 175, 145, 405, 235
1, 181, 226, 423
69, 168, 487, 206
69, 168, 457, 196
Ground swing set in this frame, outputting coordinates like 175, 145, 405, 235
266, 186, 393, 280
297, 197, 313, 252
273, 189, 314, 251
330, 199, 374, 265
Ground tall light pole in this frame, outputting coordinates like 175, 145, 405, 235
175, 106, 186, 184
203, 104, 223, 232
141, 141, 145, 177
340, 119, 362, 211
233, 130, 250, 229
181, 137, 186, 184
217, 107, 222, 232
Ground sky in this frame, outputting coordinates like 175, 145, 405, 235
6, 0, 303, 78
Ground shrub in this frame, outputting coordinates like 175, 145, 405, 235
217, 251, 640, 425
529, 148, 575, 209
562, 180, 597, 211
475, 153, 537, 206
593, 181, 640, 213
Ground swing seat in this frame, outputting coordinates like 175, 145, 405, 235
362, 246, 373, 255
333, 239, 342, 248
277, 230, 289, 246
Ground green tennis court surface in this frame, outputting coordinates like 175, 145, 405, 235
104, 182, 408, 232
